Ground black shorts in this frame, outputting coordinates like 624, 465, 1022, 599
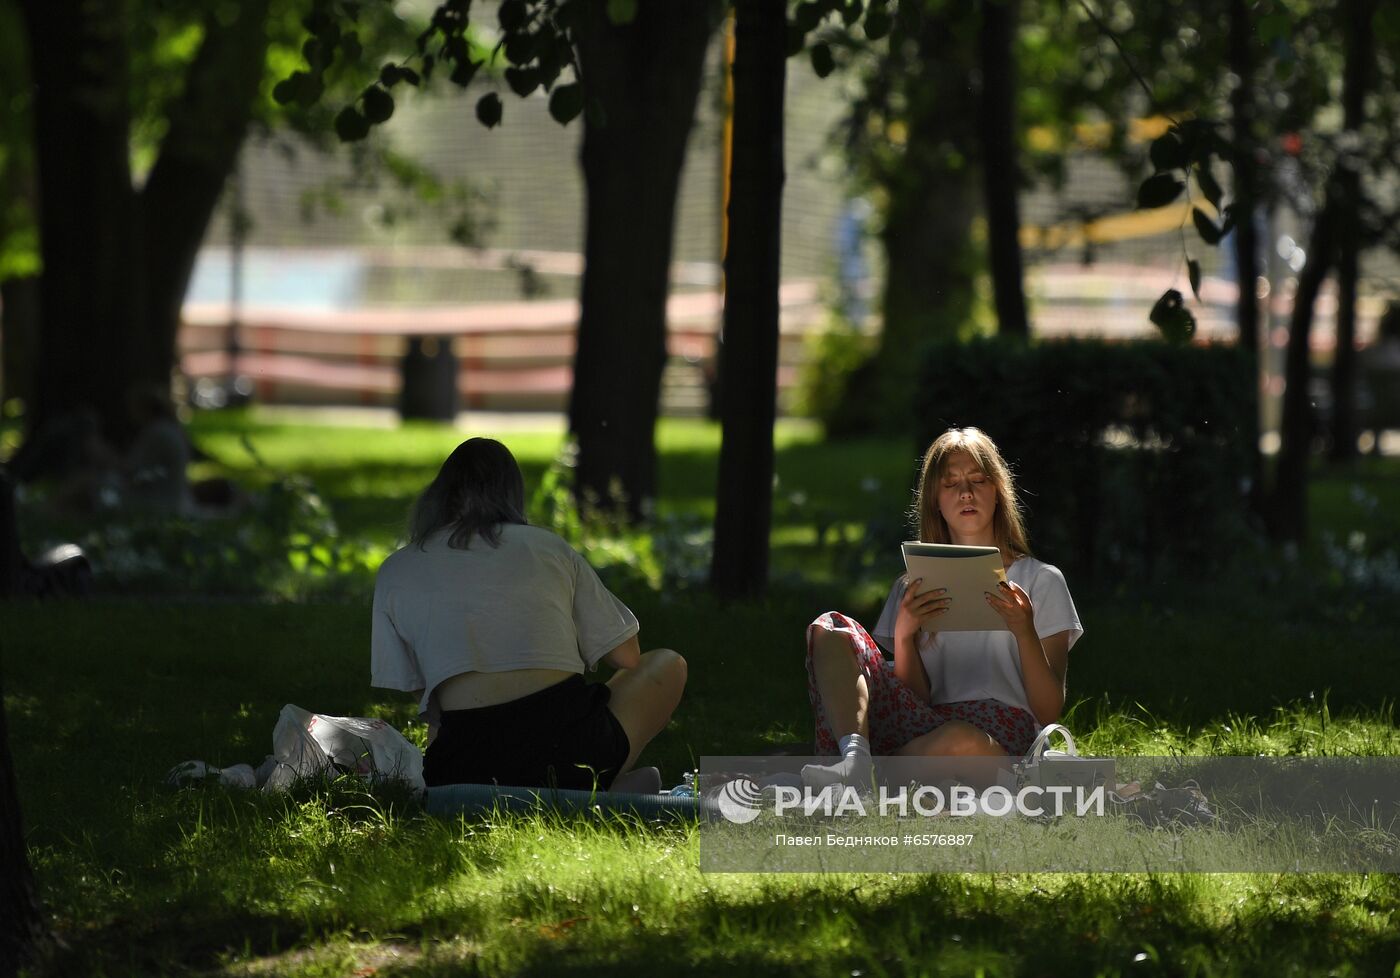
423, 674, 631, 791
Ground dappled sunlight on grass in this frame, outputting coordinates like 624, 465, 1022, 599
7, 414, 1400, 975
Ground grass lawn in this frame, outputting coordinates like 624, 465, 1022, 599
4, 411, 1400, 977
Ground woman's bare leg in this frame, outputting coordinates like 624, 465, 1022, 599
810, 624, 869, 741
896, 719, 1009, 789
802, 624, 875, 789
606, 648, 687, 775
896, 720, 1006, 758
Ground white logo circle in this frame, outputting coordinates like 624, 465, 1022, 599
717, 778, 763, 824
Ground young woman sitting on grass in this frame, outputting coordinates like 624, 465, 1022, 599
371, 437, 686, 792
802, 427, 1082, 787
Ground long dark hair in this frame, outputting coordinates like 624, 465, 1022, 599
409, 438, 528, 549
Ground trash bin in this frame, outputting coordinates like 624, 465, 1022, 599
399, 336, 459, 422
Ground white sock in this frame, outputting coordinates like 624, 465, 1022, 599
801, 733, 874, 790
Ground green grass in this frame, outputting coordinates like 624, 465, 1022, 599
5, 410, 1400, 976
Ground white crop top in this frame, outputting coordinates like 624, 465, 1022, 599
371, 523, 639, 721
871, 555, 1083, 715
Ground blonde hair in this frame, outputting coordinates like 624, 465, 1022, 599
914, 427, 1031, 559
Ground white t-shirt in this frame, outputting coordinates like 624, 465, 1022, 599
371, 523, 640, 722
871, 556, 1083, 715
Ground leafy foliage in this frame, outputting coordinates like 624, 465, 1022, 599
280, 0, 900, 144
915, 336, 1260, 584
57, 438, 388, 599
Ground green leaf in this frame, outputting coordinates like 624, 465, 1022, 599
1187, 257, 1201, 300
864, 6, 892, 39
294, 72, 324, 108
842, 0, 864, 27
341, 31, 362, 62
499, 0, 528, 32
449, 58, 479, 87
1191, 207, 1222, 245
400, 66, 421, 87
272, 75, 301, 106
1149, 132, 1185, 172
1150, 289, 1196, 344
504, 31, 537, 65
1137, 173, 1184, 209
505, 66, 540, 97
1196, 163, 1223, 211
302, 37, 328, 69
810, 42, 836, 78
606, 0, 638, 24
380, 64, 402, 87
362, 86, 394, 124
548, 82, 584, 124
476, 92, 503, 128
334, 105, 370, 142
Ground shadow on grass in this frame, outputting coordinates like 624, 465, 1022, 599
365, 873, 1400, 978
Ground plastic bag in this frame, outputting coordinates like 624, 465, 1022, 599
264, 704, 425, 794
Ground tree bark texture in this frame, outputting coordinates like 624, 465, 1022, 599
1271, 204, 1334, 544
568, 0, 718, 517
0, 276, 39, 410
0, 659, 44, 978
18, 0, 270, 447
138, 0, 272, 393
1228, 0, 1260, 356
709, 0, 786, 600
20, 0, 141, 443
978, 0, 1028, 341
1228, 0, 1264, 513
1327, 0, 1376, 462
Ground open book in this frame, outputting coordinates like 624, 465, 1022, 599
900, 542, 1009, 633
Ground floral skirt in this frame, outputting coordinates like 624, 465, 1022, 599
804, 611, 1039, 757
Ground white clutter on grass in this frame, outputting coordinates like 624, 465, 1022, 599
165, 704, 425, 796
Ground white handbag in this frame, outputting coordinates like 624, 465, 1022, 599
999, 723, 1115, 793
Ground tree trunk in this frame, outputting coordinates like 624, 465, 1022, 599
137, 0, 272, 392
978, 0, 1028, 341
20, 0, 141, 445
709, 0, 785, 600
0, 658, 44, 978
1327, 0, 1376, 462
1271, 204, 1334, 544
0, 277, 39, 411
568, 0, 718, 517
1228, 0, 1265, 514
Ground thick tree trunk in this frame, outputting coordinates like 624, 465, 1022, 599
0, 277, 38, 411
1271, 204, 1334, 544
20, 0, 141, 445
1228, 0, 1264, 513
138, 0, 272, 392
1228, 0, 1260, 356
568, 0, 717, 517
709, 0, 785, 600
978, 0, 1028, 341
0, 658, 44, 978
1328, 0, 1376, 462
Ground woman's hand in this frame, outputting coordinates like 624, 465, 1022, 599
985, 580, 1034, 636
896, 578, 951, 640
